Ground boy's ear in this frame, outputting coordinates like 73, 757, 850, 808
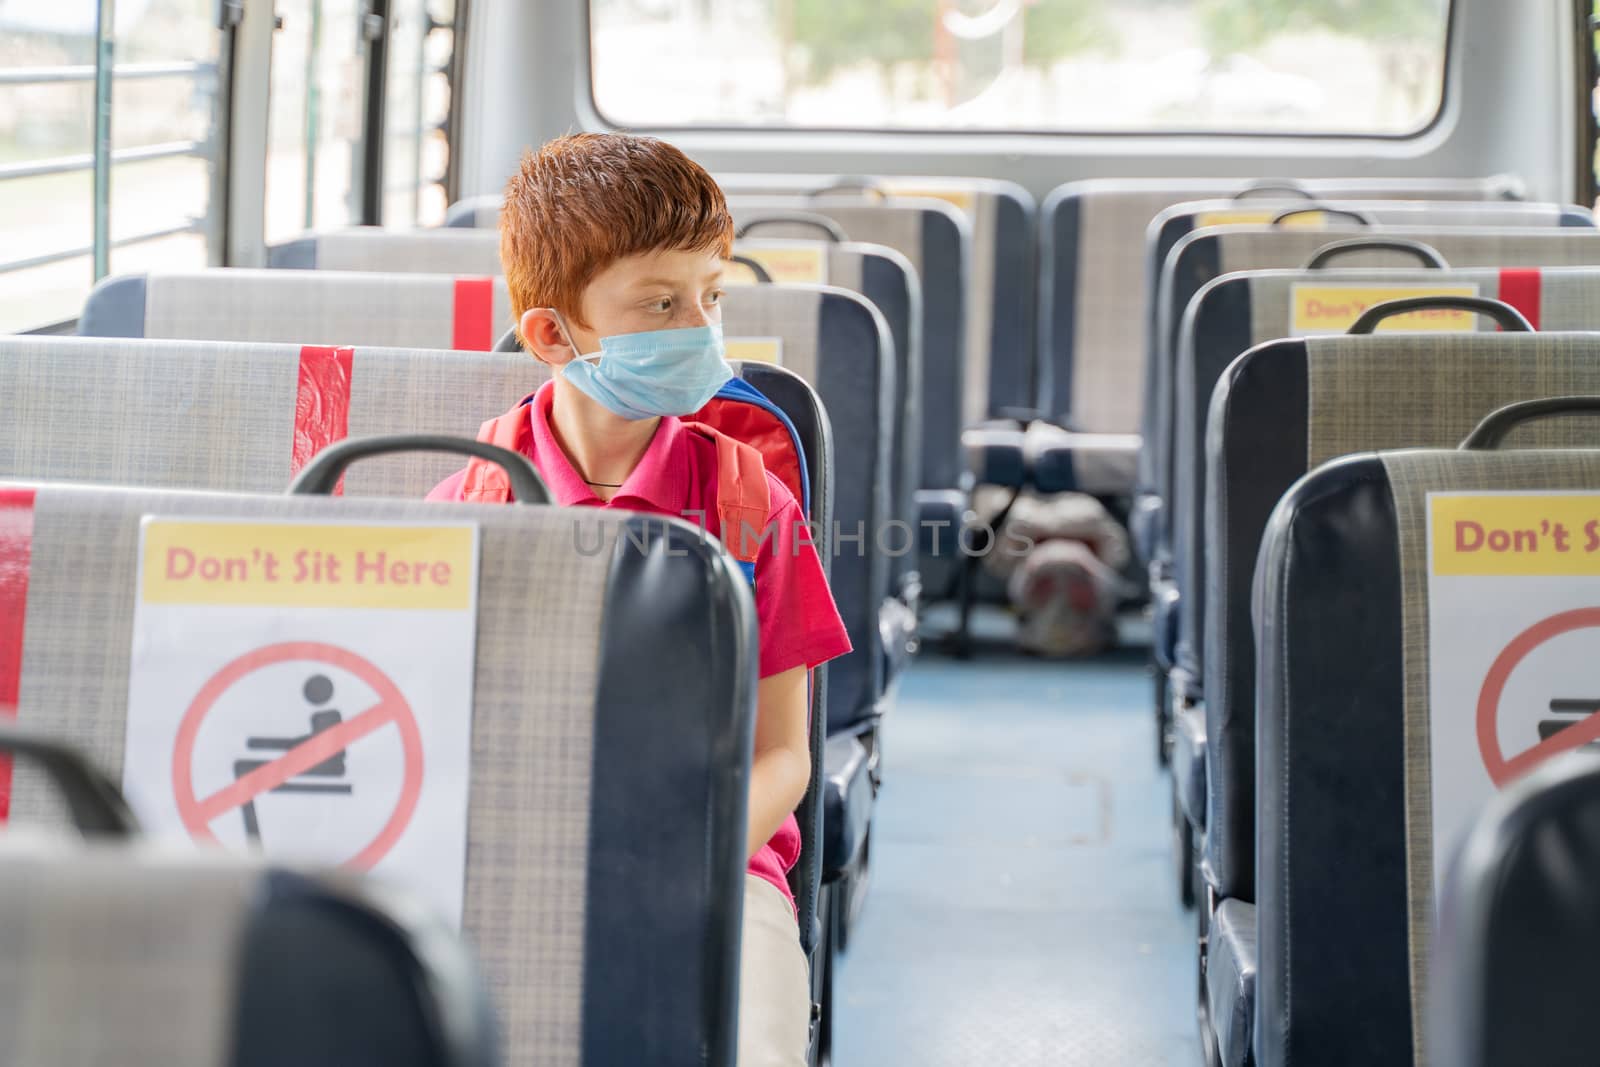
521, 308, 576, 366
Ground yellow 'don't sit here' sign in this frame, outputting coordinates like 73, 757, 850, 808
125, 517, 480, 928
1289, 283, 1482, 337
725, 337, 784, 365
728, 244, 828, 286
1424, 492, 1600, 907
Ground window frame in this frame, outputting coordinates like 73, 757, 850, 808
0, 2, 233, 332
583, 0, 1457, 143
1574, 0, 1598, 206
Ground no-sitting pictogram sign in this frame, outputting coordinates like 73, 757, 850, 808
172, 641, 424, 869
1426, 492, 1600, 903
1477, 608, 1600, 787
124, 517, 480, 927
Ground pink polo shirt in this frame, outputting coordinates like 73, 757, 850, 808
428, 381, 852, 907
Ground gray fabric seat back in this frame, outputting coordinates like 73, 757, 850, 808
734, 238, 920, 596
1038, 175, 1524, 436
1, 337, 538, 497
727, 196, 970, 492
1253, 447, 1600, 1067
1144, 226, 1600, 578
720, 175, 1037, 417
1141, 200, 1593, 518
269, 228, 504, 275
79, 271, 515, 352
1205, 333, 1600, 912
1, 481, 757, 1067
721, 285, 895, 731
1172, 267, 1600, 681
451, 174, 1035, 417
0, 333, 837, 964
0, 835, 497, 1067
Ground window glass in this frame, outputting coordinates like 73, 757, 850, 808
382, 0, 455, 227
0, 0, 222, 333
109, 0, 222, 276
590, 0, 1452, 135
265, 0, 366, 243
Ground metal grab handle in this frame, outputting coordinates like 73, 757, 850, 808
1304, 237, 1450, 270
731, 254, 774, 283
1348, 296, 1532, 335
288, 434, 551, 505
814, 176, 886, 200
1459, 397, 1600, 450
735, 212, 848, 243
1234, 179, 1314, 200
493, 326, 523, 353
1273, 206, 1374, 227
0, 723, 138, 837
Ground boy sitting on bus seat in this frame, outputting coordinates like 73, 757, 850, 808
426, 132, 851, 1066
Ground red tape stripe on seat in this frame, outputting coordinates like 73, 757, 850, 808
453, 277, 494, 350
0, 487, 37, 821
292, 346, 355, 495
1498, 268, 1542, 330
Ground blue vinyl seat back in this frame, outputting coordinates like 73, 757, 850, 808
719, 174, 1037, 418
1037, 175, 1523, 443
1253, 447, 1600, 1067
1147, 224, 1600, 570
722, 285, 896, 732
1138, 198, 1592, 559
727, 196, 970, 493
1170, 266, 1600, 683
734, 237, 922, 602
1205, 333, 1600, 909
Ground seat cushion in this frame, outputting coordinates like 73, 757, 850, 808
1207, 898, 1257, 1067
823, 733, 874, 878
1027, 429, 1141, 496
1152, 576, 1180, 671
880, 597, 917, 686
915, 488, 970, 601
963, 426, 1028, 488
1173, 700, 1207, 832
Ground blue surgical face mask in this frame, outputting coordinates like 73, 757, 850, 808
554, 317, 735, 421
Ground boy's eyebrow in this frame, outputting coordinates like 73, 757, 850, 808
629, 269, 725, 289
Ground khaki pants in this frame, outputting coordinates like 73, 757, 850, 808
738, 874, 811, 1067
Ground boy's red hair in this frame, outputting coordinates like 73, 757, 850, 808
500, 133, 734, 333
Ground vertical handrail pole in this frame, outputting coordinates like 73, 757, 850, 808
91, 0, 117, 281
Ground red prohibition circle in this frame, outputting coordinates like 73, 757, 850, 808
172, 641, 424, 870
1476, 607, 1600, 787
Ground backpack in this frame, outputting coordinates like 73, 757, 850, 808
459, 379, 811, 585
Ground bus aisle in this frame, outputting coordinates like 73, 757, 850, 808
833, 609, 1197, 1065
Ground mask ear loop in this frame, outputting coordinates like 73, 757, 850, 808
549, 310, 601, 364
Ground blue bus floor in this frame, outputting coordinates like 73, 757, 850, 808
831, 610, 1199, 1065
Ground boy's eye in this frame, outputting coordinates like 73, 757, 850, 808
647, 297, 672, 313
705, 289, 723, 306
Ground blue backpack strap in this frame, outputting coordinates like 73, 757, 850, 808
711, 377, 812, 519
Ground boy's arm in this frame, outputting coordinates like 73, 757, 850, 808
746, 664, 811, 860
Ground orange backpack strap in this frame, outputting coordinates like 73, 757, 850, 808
687, 423, 771, 584
460, 401, 533, 503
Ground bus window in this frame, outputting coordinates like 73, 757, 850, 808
0, 0, 222, 333
381, 0, 456, 228
264, 0, 367, 243
589, 0, 1452, 136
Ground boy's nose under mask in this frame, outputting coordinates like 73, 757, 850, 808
558, 321, 735, 421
